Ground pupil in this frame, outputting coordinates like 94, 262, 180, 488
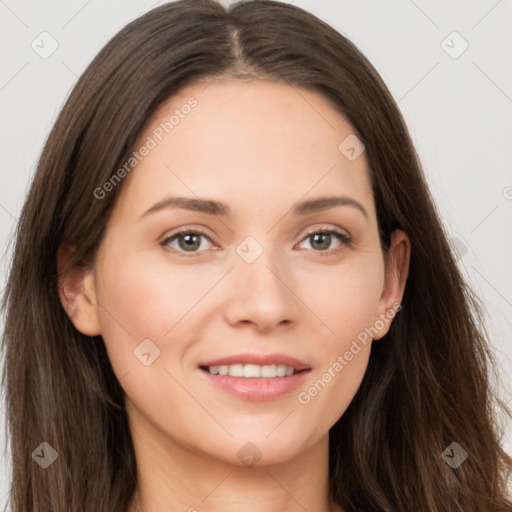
180, 234, 200, 251
312, 233, 330, 250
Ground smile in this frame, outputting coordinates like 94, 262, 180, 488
197, 353, 312, 401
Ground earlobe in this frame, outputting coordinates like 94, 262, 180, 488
57, 244, 102, 336
373, 229, 411, 340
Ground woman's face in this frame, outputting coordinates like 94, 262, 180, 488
64, 79, 409, 466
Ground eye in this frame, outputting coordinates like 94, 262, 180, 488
161, 229, 214, 254
161, 227, 351, 257
296, 228, 350, 255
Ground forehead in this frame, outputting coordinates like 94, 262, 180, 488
112, 79, 374, 221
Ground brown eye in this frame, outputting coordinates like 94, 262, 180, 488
297, 229, 350, 255
309, 232, 332, 251
162, 230, 213, 254
177, 233, 202, 251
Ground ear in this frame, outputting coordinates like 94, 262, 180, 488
57, 244, 101, 336
372, 229, 410, 340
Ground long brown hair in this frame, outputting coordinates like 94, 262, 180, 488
2, 1, 511, 510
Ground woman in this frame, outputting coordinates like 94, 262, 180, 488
1, 0, 511, 510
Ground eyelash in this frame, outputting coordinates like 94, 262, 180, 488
160, 227, 351, 257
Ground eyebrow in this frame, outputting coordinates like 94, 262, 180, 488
140, 195, 368, 219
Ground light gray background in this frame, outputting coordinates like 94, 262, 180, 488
1, 0, 511, 504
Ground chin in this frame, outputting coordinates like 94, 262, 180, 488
210, 431, 314, 468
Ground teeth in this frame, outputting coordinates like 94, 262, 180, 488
244, 364, 261, 378
205, 364, 297, 378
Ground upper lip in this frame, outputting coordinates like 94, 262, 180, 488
199, 353, 311, 371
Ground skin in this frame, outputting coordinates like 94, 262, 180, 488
58, 78, 410, 512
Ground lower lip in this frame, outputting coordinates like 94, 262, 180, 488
198, 368, 311, 401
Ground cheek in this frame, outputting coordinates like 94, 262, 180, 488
297, 308, 374, 435
297, 343, 371, 438
304, 254, 384, 353
94, 247, 223, 371
295, 257, 383, 424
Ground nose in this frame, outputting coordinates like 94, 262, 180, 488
222, 246, 302, 333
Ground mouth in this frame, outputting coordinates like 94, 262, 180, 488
197, 354, 312, 401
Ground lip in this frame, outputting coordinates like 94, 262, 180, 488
197, 353, 312, 401
198, 368, 311, 401
198, 353, 311, 372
